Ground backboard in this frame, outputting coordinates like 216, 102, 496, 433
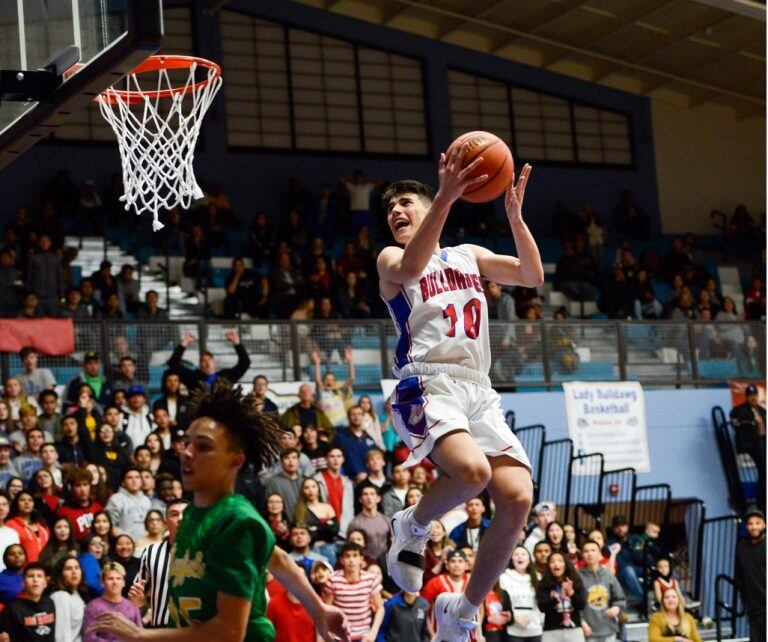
0, 0, 163, 169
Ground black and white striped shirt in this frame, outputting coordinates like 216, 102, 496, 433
135, 539, 171, 627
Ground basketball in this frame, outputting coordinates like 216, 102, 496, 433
446, 130, 514, 203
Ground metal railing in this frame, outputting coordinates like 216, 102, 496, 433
1, 319, 762, 393
715, 574, 748, 641
712, 405, 759, 514
514, 423, 745, 625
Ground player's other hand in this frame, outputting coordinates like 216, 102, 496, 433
504, 163, 532, 225
88, 612, 142, 642
316, 603, 350, 641
437, 143, 488, 204
181, 332, 197, 348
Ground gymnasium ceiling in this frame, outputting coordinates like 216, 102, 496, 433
292, 0, 766, 119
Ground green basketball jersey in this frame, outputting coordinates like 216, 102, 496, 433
167, 493, 276, 641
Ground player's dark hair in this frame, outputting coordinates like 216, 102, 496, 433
382, 180, 435, 210
188, 381, 282, 472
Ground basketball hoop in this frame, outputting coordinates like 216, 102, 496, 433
96, 55, 222, 231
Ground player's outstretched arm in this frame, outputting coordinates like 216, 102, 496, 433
377, 144, 487, 286
467, 164, 543, 288
268, 546, 350, 641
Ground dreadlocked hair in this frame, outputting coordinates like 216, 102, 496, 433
188, 379, 283, 472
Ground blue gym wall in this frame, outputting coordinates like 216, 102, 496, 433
369, 387, 733, 517
0, 0, 661, 238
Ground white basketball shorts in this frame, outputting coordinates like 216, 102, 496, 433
391, 362, 531, 472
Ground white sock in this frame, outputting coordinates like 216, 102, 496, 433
457, 594, 479, 620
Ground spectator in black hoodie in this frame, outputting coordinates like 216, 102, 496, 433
735, 508, 766, 642
54, 414, 92, 470
0, 562, 55, 641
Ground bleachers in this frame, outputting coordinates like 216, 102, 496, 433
513, 414, 749, 639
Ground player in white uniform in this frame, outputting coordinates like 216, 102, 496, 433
378, 144, 543, 642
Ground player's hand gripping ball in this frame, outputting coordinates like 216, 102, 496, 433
446, 131, 514, 203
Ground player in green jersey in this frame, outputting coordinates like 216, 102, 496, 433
89, 382, 349, 642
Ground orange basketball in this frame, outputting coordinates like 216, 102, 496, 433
446, 131, 514, 203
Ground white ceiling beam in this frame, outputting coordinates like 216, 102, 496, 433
691, 0, 766, 21
641, 30, 765, 94
435, 0, 522, 40
490, 0, 595, 54
589, 11, 733, 82
371, 0, 764, 106
680, 68, 765, 107
541, 0, 678, 67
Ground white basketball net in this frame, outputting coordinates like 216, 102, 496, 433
97, 61, 222, 231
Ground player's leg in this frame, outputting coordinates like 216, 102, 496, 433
463, 457, 532, 607
388, 429, 491, 593
433, 458, 531, 641
412, 430, 492, 526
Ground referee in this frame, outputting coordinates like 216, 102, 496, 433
129, 498, 189, 626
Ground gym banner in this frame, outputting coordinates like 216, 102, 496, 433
0, 318, 75, 355
563, 381, 650, 473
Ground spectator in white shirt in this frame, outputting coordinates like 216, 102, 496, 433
123, 386, 152, 453
341, 170, 380, 232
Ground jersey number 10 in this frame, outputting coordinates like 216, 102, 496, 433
443, 298, 482, 340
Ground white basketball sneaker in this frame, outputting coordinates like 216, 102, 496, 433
432, 593, 478, 642
387, 505, 432, 593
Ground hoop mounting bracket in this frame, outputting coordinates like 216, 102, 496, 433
0, 45, 81, 103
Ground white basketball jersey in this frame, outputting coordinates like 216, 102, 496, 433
384, 245, 491, 377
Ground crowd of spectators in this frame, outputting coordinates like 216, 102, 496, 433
553, 207, 765, 324
4, 171, 765, 329
0, 327, 761, 640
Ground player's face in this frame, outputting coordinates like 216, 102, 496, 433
181, 418, 245, 493
387, 192, 428, 244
